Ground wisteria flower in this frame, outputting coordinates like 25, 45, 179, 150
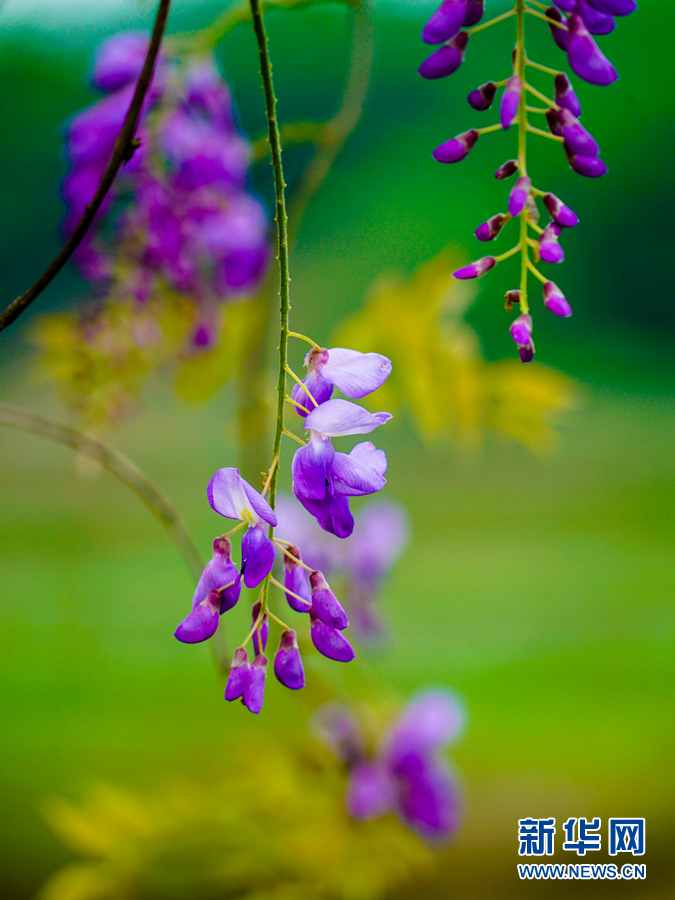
174, 536, 241, 643
292, 347, 392, 417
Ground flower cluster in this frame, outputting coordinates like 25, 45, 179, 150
417, 0, 636, 362
290, 347, 393, 537
315, 691, 464, 842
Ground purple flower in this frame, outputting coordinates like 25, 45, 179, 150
432, 129, 479, 164
510, 313, 533, 347
273, 629, 305, 690
90, 32, 151, 93
419, 32, 469, 80
564, 144, 608, 177
579, 0, 616, 34
452, 256, 496, 279
566, 14, 618, 85
310, 609, 356, 662
225, 647, 251, 701
243, 654, 267, 714
554, 73, 582, 117
282, 544, 312, 612
474, 213, 509, 242
191, 536, 241, 614
508, 175, 532, 217
544, 280, 573, 316
291, 347, 392, 418
500, 75, 523, 130
310, 570, 350, 630
174, 589, 221, 644
463, 0, 484, 27
494, 159, 519, 180
241, 525, 276, 588
422, 0, 468, 44
467, 81, 497, 111
538, 223, 565, 263
304, 399, 391, 437
559, 109, 600, 156
543, 192, 579, 227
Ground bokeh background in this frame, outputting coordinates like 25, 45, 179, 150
0, 0, 673, 897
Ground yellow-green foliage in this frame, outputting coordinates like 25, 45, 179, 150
333, 251, 575, 452
38, 743, 433, 900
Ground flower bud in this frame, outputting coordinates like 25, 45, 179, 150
543, 192, 579, 227
251, 600, 269, 655
500, 75, 523, 129
274, 629, 306, 690
539, 224, 565, 263
543, 281, 573, 317
243, 654, 267, 714
559, 108, 600, 156
463, 0, 484, 26
554, 73, 582, 118
310, 609, 356, 662
422, 0, 468, 44
566, 14, 618, 86
241, 524, 275, 588
310, 570, 350, 630
508, 176, 531, 217
419, 32, 469, 80
579, 0, 616, 34
467, 81, 496, 111
519, 341, 535, 364
283, 544, 312, 613
546, 108, 563, 136
474, 213, 509, 242
225, 647, 251, 701
564, 144, 608, 177
452, 256, 496, 279
583, 0, 636, 14
510, 313, 533, 346
504, 289, 521, 312
432, 129, 479, 163
546, 7, 570, 52
495, 159, 519, 180
174, 589, 221, 644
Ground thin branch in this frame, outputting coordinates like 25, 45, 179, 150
0, 0, 172, 335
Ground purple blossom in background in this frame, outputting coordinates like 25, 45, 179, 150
315, 691, 465, 841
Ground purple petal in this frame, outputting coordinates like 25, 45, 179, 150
273, 629, 306, 690
393, 754, 461, 841
432, 129, 479, 164
584, 0, 636, 13
386, 692, 465, 764
291, 366, 333, 418
495, 159, 519, 180
310, 570, 350, 630
510, 313, 533, 346
474, 213, 509, 242
331, 443, 387, 497
241, 526, 275, 588
242, 481, 277, 527
321, 348, 392, 399
579, 0, 616, 34
508, 176, 532, 217
554, 73, 582, 117
467, 81, 497, 111
422, 0, 467, 44
192, 540, 241, 614
544, 281, 573, 316
174, 590, 220, 643
547, 6, 571, 51
251, 601, 269, 655
452, 256, 496, 279
225, 647, 251, 701
559, 109, 599, 156
463, 0, 484, 26
317, 493, 355, 539
347, 760, 396, 819
566, 14, 618, 85
207, 468, 263, 524
283, 545, 313, 612
243, 655, 267, 714
564, 144, 608, 177
543, 192, 579, 227
291, 436, 335, 500
418, 32, 468, 80
500, 76, 522, 130
90, 32, 150, 93
310, 609, 356, 661
304, 399, 392, 438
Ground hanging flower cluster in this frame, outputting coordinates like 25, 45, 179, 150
418, 0, 636, 362
174, 346, 393, 714
315, 691, 465, 842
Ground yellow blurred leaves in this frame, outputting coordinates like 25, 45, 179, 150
333, 250, 575, 452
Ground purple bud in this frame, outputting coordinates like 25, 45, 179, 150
273, 630, 306, 690
283, 544, 312, 613
241, 525, 275, 589
539, 224, 565, 264
546, 7, 570, 51
554, 73, 582, 117
419, 32, 468, 79
579, 0, 616, 34
467, 81, 496, 111
475, 213, 509, 242
251, 600, 269, 655
519, 341, 535, 364
564, 144, 608, 177
452, 256, 496, 279
225, 647, 251, 701
500, 75, 523, 129
508, 176, 532, 217
495, 159, 519, 180
583, 0, 636, 14
174, 589, 220, 644
243, 654, 267, 714
543, 281, 573, 316
432, 129, 479, 164
310, 609, 356, 662
422, 0, 468, 44
566, 14, 618, 86
310, 570, 350, 630
510, 313, 533, 346
554, 0, 577, 10
559, 108, 600, 156
504, 289, 521, 311
546, 108, 563, 137
543, 192, 579, 227
463, 0, 484, 26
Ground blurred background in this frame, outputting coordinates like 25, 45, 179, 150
0, 0, 673, 897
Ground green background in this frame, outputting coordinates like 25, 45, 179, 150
0, 0, 673, 897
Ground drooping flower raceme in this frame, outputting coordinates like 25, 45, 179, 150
315, 691, 465, 841
417, 0, 637, 361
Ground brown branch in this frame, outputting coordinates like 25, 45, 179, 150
0, 0, 172, 336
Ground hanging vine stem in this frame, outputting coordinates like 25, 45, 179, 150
0, 0, 172, 335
